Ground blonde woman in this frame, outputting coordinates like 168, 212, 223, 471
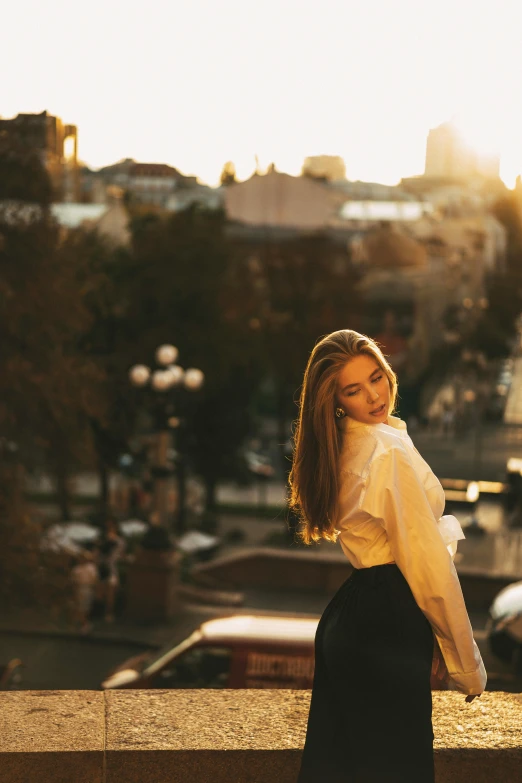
290, 330, 486, 783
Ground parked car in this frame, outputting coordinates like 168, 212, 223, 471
101, 614, 317, 690
486, 580, 522, 674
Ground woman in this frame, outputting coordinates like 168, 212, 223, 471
290, 329, 486, 783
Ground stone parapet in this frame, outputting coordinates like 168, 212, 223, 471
1, 690, 521, 782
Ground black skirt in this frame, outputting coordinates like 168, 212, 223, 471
297, 563, 435, 783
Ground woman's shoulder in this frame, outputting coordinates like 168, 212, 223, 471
340, 424, 409, 479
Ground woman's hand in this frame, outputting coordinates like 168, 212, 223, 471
431, 639, 482, 701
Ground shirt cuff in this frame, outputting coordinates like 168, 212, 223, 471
438, 514, 466, 559
439, 639, 488, 695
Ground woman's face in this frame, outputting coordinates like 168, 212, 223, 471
336, 354, 391, 425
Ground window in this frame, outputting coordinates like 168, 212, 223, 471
152, 646, 232, 689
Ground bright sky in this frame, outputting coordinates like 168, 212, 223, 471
2, 0, 521, 187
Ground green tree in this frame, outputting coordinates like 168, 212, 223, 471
123, 206, 261, 518
0, 135, 109, 613
229, 230, 363, 466
57, 228, 135, 517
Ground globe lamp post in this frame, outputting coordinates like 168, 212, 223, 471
129, 345, 204, 532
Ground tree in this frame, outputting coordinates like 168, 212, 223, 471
227, 230, 363, 468
487, 192, 522, 349
57, 228, 135, 517
219, 161, 238, 186
123, 206, 261, 517
0, 135, 109, 614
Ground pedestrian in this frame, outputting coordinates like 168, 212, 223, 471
96, 516, 125, 623
70, 550, 98, 634
289, 329, 486, 783
441, 402, 455, 437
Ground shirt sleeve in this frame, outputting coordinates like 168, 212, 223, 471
360, 445, 487, 695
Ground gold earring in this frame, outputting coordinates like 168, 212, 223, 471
335, 407, 346, 418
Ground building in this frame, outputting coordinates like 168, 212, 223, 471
400, 174, 507, 213
424, 121, 500, 181
224, 168, 507, 388
0, 110, 79, 202
165, 183, 223, 212
301, 155, 347, 181
225, 169, 432, 231
224, 169, 346, 229
335, 200, 433, 226
92, 159, 198, 208
330, 180, 416, 202
51, 190, 131, 247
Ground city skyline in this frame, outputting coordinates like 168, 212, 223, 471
2, 0, 521, 188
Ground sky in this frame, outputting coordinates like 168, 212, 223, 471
2, 0, 521, 187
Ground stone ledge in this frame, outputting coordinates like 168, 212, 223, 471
0, 690, 521, 782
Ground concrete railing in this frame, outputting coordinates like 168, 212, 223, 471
1, 690, 521, 782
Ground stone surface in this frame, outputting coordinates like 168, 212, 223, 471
0, 690, 104, 782
106, 688, 307, 751
0, 689, 521, 782
106, 689, 306, 783
105, 689, 522, 782
432, 692, 522, 782
433, 691, 522, 750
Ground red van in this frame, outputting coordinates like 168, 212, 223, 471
101, 614, 318, 690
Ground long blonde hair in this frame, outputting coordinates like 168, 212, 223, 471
288, 329, 398, 545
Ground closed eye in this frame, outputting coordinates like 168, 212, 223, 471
346, 375, 383, 397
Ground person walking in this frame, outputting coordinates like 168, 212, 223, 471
96, 516, 125, 623
70, 550, 98, 634
289, 329, 486, 783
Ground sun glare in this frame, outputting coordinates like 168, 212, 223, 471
454, 111, 521, 188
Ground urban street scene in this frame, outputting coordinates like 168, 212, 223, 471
1, 2, 522, 781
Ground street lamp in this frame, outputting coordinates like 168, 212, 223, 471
129, 345, 204, 532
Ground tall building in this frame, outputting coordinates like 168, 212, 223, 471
425, 121, 500, 181
0, 110, 79, 202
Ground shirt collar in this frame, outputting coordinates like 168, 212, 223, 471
341, 413, 409, 437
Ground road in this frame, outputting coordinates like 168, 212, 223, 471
0, 632, 153, 690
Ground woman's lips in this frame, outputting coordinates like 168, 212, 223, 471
370, 403, 386, 415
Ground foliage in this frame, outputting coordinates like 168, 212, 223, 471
0, 134, 109, 612
0, 215, 107, 490
0, 458, 71, 616
487, 192, 522, 350
219, 161, 237, 186
63, 229, 138, 506
122, 206, 262, 506
228, 231, 362, 456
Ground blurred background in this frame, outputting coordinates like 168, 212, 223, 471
2, 0, 522, 693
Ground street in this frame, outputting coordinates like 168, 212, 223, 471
11, 362, 522, 694
0, 632, 152, 690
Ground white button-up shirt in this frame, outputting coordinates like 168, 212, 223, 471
336, 413, 487, 695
